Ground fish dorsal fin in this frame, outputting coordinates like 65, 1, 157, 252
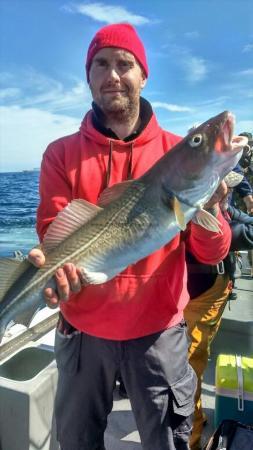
193, 209, 222, 233
169, 197, 186, 231
0, 258, 31, 302
42, 199, 102, 253
98, 180, 133, 207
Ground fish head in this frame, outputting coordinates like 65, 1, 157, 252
161, 111, 246, 208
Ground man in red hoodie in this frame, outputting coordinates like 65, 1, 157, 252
29, 24, 231, 450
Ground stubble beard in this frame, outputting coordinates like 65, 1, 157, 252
99, 90, 140, 125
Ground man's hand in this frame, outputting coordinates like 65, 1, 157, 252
28, 248, 82, 309
204, 181, 228, 216
243, 194, 253, 215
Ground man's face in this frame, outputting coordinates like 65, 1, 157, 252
88, 47, 146, 117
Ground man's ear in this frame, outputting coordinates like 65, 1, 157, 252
140, 75, 147, 89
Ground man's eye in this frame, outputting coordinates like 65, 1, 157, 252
96, 60, 107, 67
118, 61, 131, 68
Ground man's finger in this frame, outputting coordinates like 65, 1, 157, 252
28, 248, 46, 268
64, 263, 82, 293
55, 268, 70, 301
44, 287, 60, 309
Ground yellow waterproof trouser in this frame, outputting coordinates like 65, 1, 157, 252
184, 274, 230, 450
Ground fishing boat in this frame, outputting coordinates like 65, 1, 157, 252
0, 253, 252, 450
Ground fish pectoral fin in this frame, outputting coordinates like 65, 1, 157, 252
98, 180, 133, 207
79, 267, 109, 285
193, 209, 222, 233
169, 197, 186, 231
0, 258, 31, 302
42, 199, 103, 253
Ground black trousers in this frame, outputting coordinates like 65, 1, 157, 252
54, 321, 197, 450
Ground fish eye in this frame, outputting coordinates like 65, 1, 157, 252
189, 134, 203, 147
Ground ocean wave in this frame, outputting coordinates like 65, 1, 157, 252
0, 218, 36, 227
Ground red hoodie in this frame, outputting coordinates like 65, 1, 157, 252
37, 110, 231, 340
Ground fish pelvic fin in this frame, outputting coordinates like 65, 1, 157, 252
0, 258, 31, 302
193, 209, 222, 233
79, 267, 109, 285
169, 197, 186, 231
98, 180, 133, 207
42, 199, 103, 253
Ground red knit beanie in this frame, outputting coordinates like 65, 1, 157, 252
86, 23, 148, 82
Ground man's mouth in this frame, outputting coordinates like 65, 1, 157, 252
102, 89, 126, 94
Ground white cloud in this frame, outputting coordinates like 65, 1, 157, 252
152, 102, 193, 113
0, 72, 15, 83
0, 106, 81, 172
0, 69, 91, 113
243, 43, 253, 53
22, 80, 90, 112
184, 31, 200, 39
182, 56, 207, 83
0, 69, 92, 172
223, 68, 253, 100
195, 96, 230, 108
0, 88, 22, 99
237, 68, 253, 76
63, 2, 150, 25
163, 44, 208, 83
220, 81, 253, 99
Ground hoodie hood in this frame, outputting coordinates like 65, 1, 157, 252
77, 102, 181, 189
79, 108, 162, 148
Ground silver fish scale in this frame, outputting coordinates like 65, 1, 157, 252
35, 181, 166, 283
0, 182, 153, 330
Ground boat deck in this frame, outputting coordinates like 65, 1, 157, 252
0, 259, 252, 449
105, 273, 253, 449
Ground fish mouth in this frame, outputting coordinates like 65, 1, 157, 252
223, 112, 234, 147
214, 112, 234, 153
214, 112, 247, 155
214, 112, 248, 155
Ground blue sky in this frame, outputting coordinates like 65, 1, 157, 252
0, 0, 252, 172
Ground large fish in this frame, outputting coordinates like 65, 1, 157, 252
0, 111, 247, 345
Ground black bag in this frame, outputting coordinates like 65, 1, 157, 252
204, 419, 253, 450
223, 251, 242, 281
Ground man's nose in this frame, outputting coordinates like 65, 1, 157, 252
107, 66, 121, 82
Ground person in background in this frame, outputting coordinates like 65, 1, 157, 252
235, 132, 253, 277
227, 133, 253, 297
28, 23, 232, 450
231, 132, 253, 214
184, 172, 253, 450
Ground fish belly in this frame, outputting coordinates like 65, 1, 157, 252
76, 205, 195, 283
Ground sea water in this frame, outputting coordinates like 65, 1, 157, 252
0, 171, 40, 258
0, 170, 59, 342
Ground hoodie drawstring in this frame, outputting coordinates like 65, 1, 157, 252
127, 143, 133, 180
106, 140, 113, 188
